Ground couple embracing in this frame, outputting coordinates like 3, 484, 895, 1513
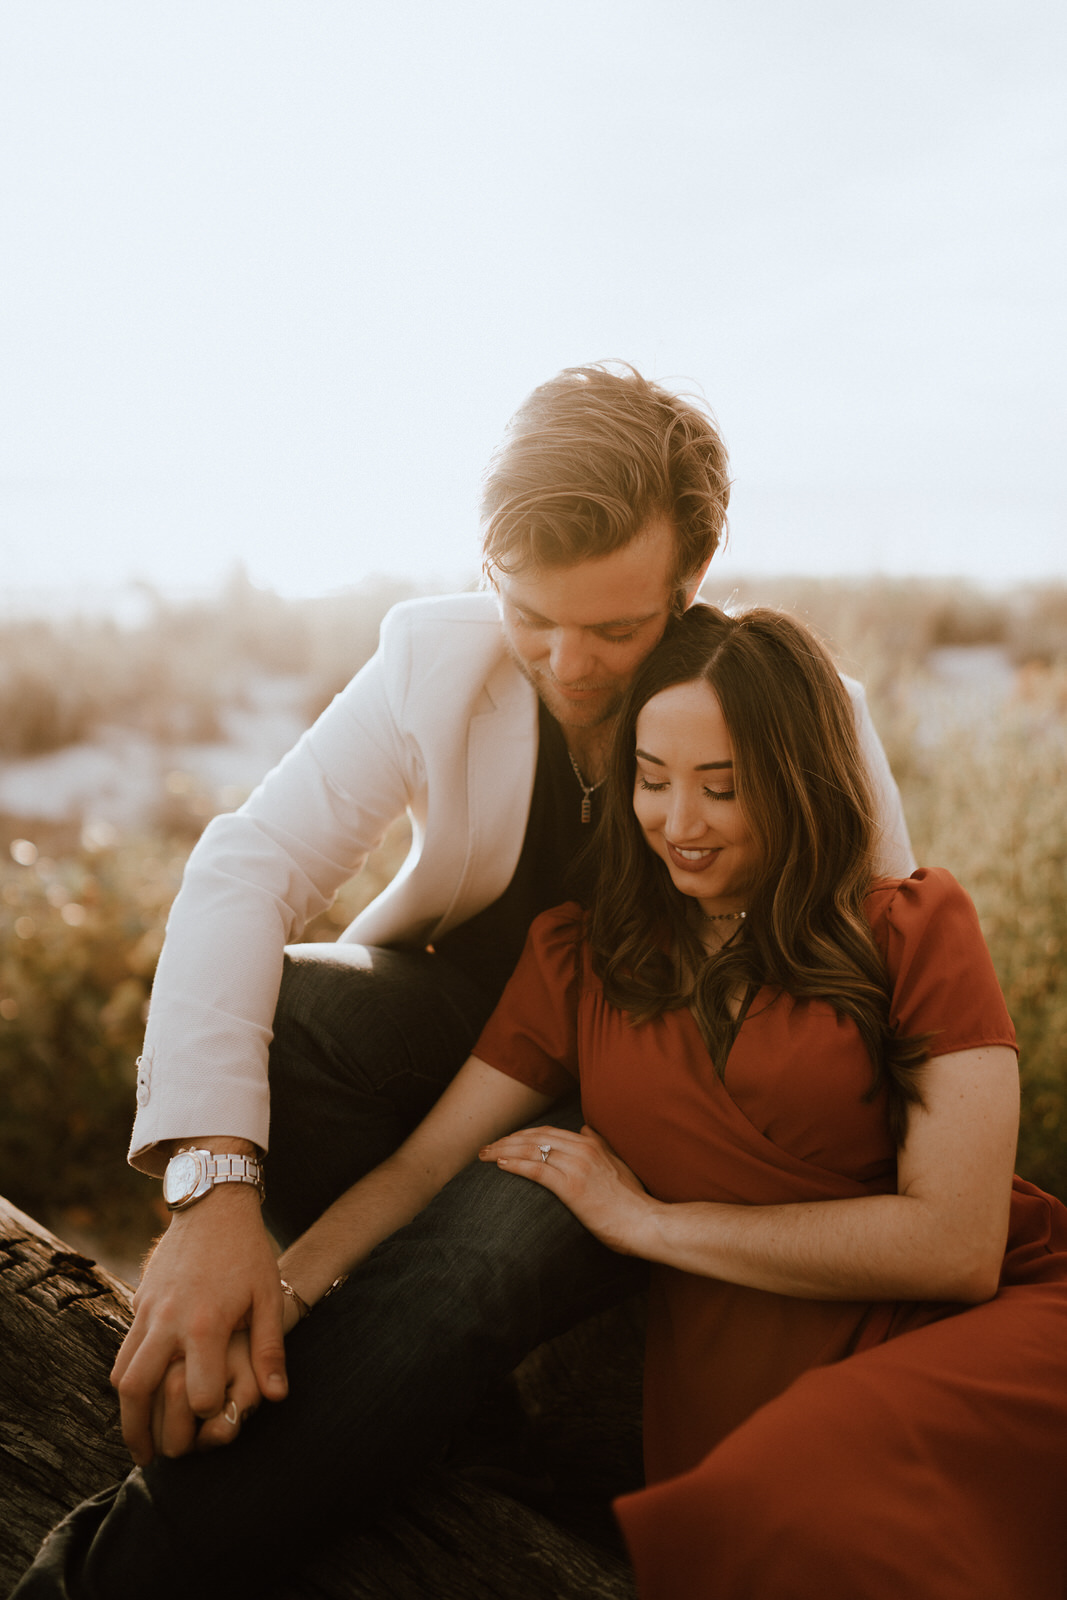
17, 365, 1067, 1599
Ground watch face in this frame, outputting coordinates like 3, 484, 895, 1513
164, 1153, 199, 1205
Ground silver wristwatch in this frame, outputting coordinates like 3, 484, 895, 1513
162, 1148, 265, 1212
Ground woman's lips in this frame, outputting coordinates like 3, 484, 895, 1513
666, 842, 722, 872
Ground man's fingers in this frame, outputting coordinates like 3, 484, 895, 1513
152, 1358, 199, 1460
114, 1328, 184, 1466
109, 1188, 278, 1465
249, 1286, 289, 1402
181, 1312, 234, 1421
114, 1316, 233, 1462
109, 1308, 148, 1389
118, 1399, 154, 1468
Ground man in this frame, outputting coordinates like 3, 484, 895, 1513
16, 364, 913, 1595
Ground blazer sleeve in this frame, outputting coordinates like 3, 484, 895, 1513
128, 603, 429, 1173
842, 674, 916, 879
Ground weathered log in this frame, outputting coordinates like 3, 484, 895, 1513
0, 1195, 640, 1598
0, 1195, 134, 1588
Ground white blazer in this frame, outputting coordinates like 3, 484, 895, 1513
129, 592, 914, 1173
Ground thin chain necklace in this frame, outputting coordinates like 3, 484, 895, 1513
703, 909, 747, 922
566, 750, 605, 824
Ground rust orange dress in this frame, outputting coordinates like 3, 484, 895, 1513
473, 869, 1067, 1599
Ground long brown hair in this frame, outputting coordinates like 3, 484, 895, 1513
586, 604, 927, 1142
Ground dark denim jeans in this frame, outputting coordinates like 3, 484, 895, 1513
14, 944, 643, 1598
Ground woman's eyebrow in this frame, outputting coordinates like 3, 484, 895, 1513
635, 749, 733, 770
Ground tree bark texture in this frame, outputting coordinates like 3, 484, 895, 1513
0, 1195, 641, 1599
0, 1195, 134, 1589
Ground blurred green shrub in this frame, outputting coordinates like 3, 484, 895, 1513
0, 837, 182, 1243
0, 820, 412, 1255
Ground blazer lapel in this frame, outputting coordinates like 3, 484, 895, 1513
431, 655, 538, 938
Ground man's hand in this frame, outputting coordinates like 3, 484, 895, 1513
110, 1178, 287, 1466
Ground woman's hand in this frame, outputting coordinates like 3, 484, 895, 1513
147, 1327, 261, 1457
482, 1050, 1019, 1307
480, 1124, 655, 1256
112, 1182, 288, 1466
150, 1287, 306, 1457
189, 1327, 260, 1452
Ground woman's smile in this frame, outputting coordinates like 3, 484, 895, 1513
665, 842, 723, 871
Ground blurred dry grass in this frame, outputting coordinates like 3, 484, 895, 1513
898, 668, 1067, 1196
1, 573, 1065, 1272
0, 569, 428, 759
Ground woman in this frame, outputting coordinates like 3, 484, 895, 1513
468, 605, 1067, 1596
20, 605, 1067, 1598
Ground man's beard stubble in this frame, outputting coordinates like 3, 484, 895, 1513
504, 645, 626, 733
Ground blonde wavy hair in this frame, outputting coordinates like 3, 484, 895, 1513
480, 363, 731, 601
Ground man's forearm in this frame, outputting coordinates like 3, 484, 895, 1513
161, 1134, 261, 1158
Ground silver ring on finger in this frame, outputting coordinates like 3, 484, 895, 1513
538, 1143, 552, 1164
223, 1399, 239, 1427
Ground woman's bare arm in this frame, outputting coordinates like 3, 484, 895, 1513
482, 1045, 1019, 1305
275, 1059, 552, 1306
152, 1058, 552, 1456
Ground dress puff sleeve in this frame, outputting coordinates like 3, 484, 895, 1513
471, 902, 583, 1100
871, 868, 1017, 1057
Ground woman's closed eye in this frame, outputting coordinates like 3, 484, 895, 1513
636, 774, 736, 801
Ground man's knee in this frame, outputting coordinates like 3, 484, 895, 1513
273, 943, 379, 1038
271, 943, 492, 1090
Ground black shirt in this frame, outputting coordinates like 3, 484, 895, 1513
434, 700, 597, 1004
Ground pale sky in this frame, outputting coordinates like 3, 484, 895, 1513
1, 0, 1064, 606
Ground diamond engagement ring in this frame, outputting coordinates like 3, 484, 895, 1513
538, 1143, 552, 1163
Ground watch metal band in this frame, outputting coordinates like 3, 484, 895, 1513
164, 1147, 265, 1210
204, 1151, 265, 1199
